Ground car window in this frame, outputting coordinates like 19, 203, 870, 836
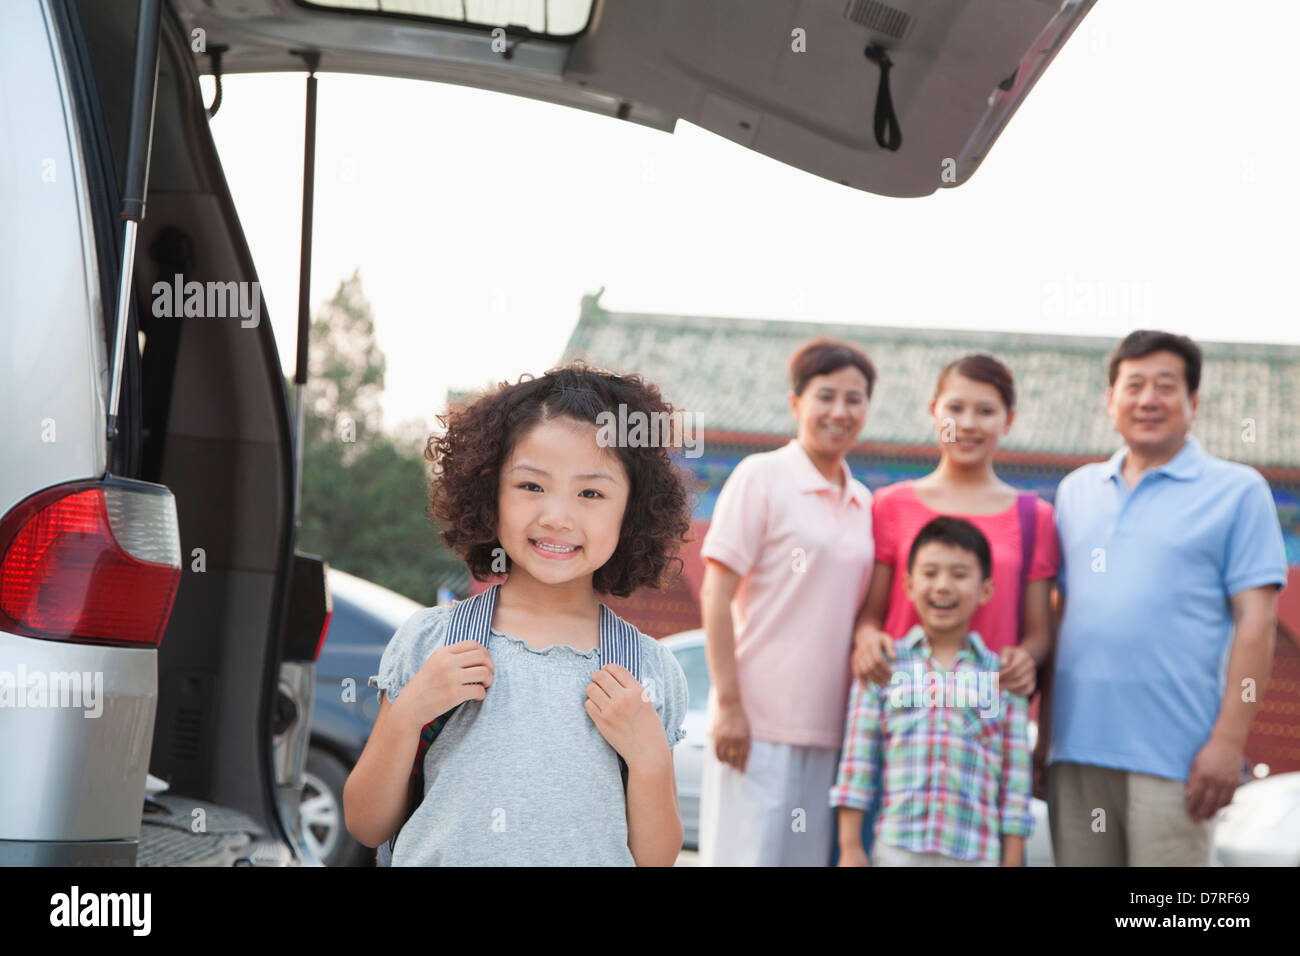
671, 645, 710, 713
300, 0, 594, 37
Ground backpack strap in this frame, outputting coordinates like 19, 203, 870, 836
404, 584, 500, 773
442, 582, 500, 650
599, 602, 642, 683
1015, 492, 1038, 645
597, 603, 640, 803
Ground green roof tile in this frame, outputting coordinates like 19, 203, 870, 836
558, 294, 1300, 469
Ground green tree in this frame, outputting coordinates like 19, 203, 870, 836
295, 270, 467, 603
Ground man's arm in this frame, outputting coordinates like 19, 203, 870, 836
1186, 585, 1279, 821
1029, 586, 1063, 798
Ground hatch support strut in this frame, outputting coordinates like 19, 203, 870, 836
107, 0, 162, 446
292, 52, 321, 528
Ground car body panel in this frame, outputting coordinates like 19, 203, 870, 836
272, 659, 317, 862
0, 0, 310, 864
1212, 771, 1300, 867
0, 0, 153, 853
0, 632, 156, 841
0, 0, 107, 517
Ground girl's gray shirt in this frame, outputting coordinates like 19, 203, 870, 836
374, 603, 689, 866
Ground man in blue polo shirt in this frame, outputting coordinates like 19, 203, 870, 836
1048, 330, 1287, 866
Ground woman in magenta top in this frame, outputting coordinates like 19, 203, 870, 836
852, 354, 1060, 696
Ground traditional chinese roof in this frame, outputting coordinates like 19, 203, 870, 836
559, 292, 1300, 470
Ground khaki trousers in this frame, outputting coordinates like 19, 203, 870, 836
1047, 761, 1212, 866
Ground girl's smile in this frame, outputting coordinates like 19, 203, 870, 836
529, 537, 582, 559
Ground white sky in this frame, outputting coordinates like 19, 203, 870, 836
208, 0, 1299, 434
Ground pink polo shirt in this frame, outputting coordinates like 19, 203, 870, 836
701, 440, 874, 748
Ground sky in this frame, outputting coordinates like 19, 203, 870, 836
207, 0, 1299, 435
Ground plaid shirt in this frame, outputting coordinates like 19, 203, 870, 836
829, 625, 1035, 863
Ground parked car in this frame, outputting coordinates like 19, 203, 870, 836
1211, 770, 1300, 866
3, 0, 1094, 865
300, 569, 422, 866
658, 632, 711, 848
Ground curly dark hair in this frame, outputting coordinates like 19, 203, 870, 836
426, 362, 694, 597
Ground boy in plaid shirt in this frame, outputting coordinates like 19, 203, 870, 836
832, 516, 1034, 866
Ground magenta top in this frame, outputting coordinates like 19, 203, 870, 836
871, 481, 1060, 654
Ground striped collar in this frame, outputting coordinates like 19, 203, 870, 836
442, 584, 642, 679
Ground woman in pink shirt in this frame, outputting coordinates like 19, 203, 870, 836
699, 338, 878, 866
852, 354, 1060, 696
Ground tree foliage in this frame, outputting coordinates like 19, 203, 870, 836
295, 270, 466, 604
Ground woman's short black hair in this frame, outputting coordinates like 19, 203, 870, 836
425, 362, 693, 596
788, 337, 877, 398
907, 516, 992, 581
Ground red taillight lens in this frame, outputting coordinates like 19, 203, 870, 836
313, 606, 333, 662
0, 479, 181, 647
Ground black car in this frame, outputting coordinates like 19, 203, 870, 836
301, 569, 422, 866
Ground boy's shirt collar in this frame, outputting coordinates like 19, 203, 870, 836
898, 623, 998, 669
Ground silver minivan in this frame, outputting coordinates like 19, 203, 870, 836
0, 0, 1095, 865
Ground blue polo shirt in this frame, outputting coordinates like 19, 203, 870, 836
1050, 436, 1287, 781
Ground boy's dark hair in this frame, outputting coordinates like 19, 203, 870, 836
789, 337, 877, 399
425, 362, 693, 596
935, 352, 1016, 411
1107, 330, 1202, 395
906, 516, 992, 581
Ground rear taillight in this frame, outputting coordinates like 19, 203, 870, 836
283, 552, 330, 661
0, 478, 181, 647
314, 606, 333, 662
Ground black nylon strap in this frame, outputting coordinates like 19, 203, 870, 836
864, 44, 901, 152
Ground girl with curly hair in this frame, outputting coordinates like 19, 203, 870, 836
343, 364, 693, 866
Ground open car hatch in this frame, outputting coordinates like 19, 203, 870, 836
171, 0, 1097, 198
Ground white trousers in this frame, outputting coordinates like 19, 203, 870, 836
699, 738, 839, 866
